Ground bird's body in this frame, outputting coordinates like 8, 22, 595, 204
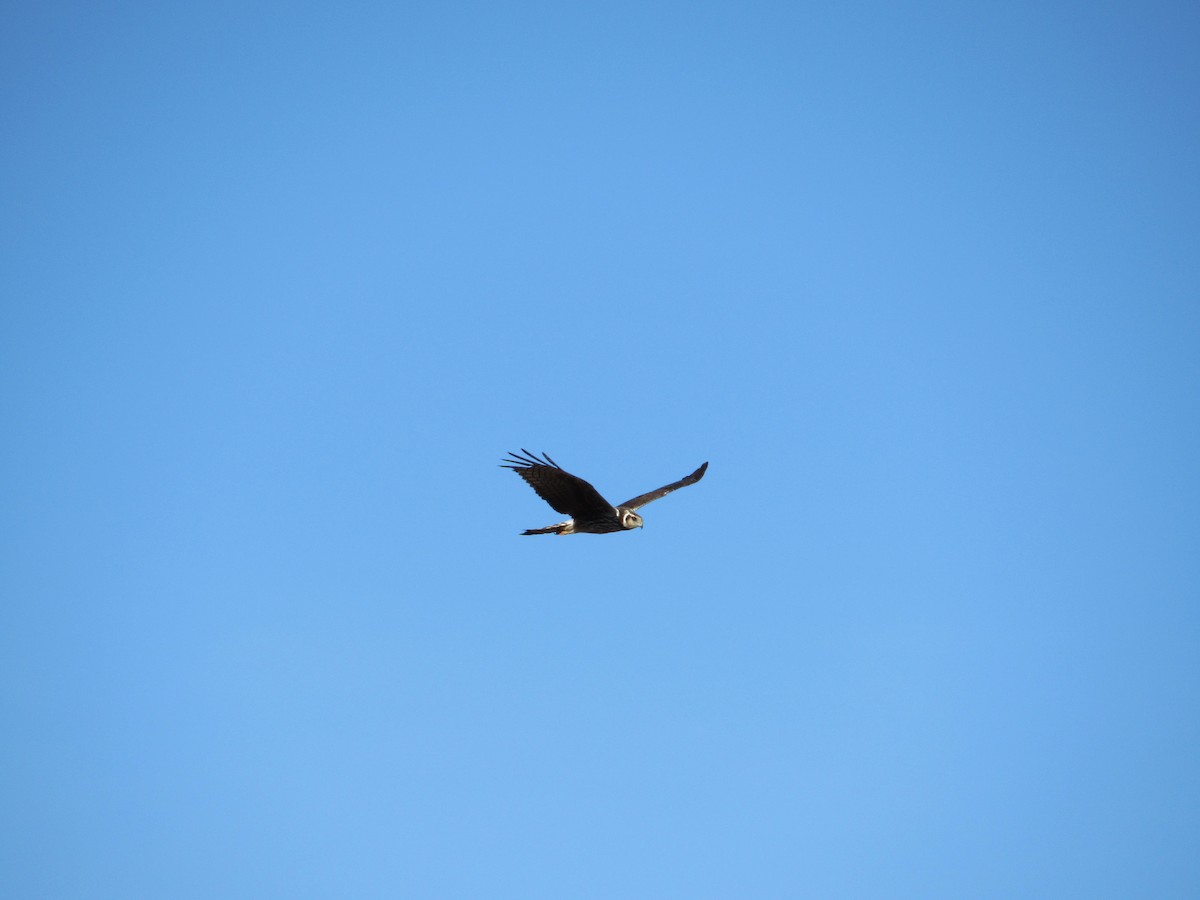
501, 450, 707, 536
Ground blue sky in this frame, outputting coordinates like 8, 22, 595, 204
2, 1, 1198, 896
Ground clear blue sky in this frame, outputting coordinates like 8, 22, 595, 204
3, 2, 1198, 897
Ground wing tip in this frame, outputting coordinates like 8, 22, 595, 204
501, 449, 560, 470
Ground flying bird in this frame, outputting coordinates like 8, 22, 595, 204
501, 449, 708, 535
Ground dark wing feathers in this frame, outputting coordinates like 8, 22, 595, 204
618, 461, 708, 511
501, 449, 615, 518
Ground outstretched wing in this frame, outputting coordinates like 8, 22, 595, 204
619, 461, 708, 511
501, 450, 615, 518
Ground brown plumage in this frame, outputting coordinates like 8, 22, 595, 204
501, 450, 708, 536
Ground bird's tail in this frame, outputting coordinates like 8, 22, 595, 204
521, 524, 569, 536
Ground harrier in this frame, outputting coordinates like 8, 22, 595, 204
501, 449, 708, 535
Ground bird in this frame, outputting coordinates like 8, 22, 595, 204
501, 449, 708, 535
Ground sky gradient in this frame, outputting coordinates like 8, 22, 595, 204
3, 2, 1198, 897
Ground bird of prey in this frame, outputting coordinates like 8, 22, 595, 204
501, 449, 708, 535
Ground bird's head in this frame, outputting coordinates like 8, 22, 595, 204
619, 508, 644, 530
